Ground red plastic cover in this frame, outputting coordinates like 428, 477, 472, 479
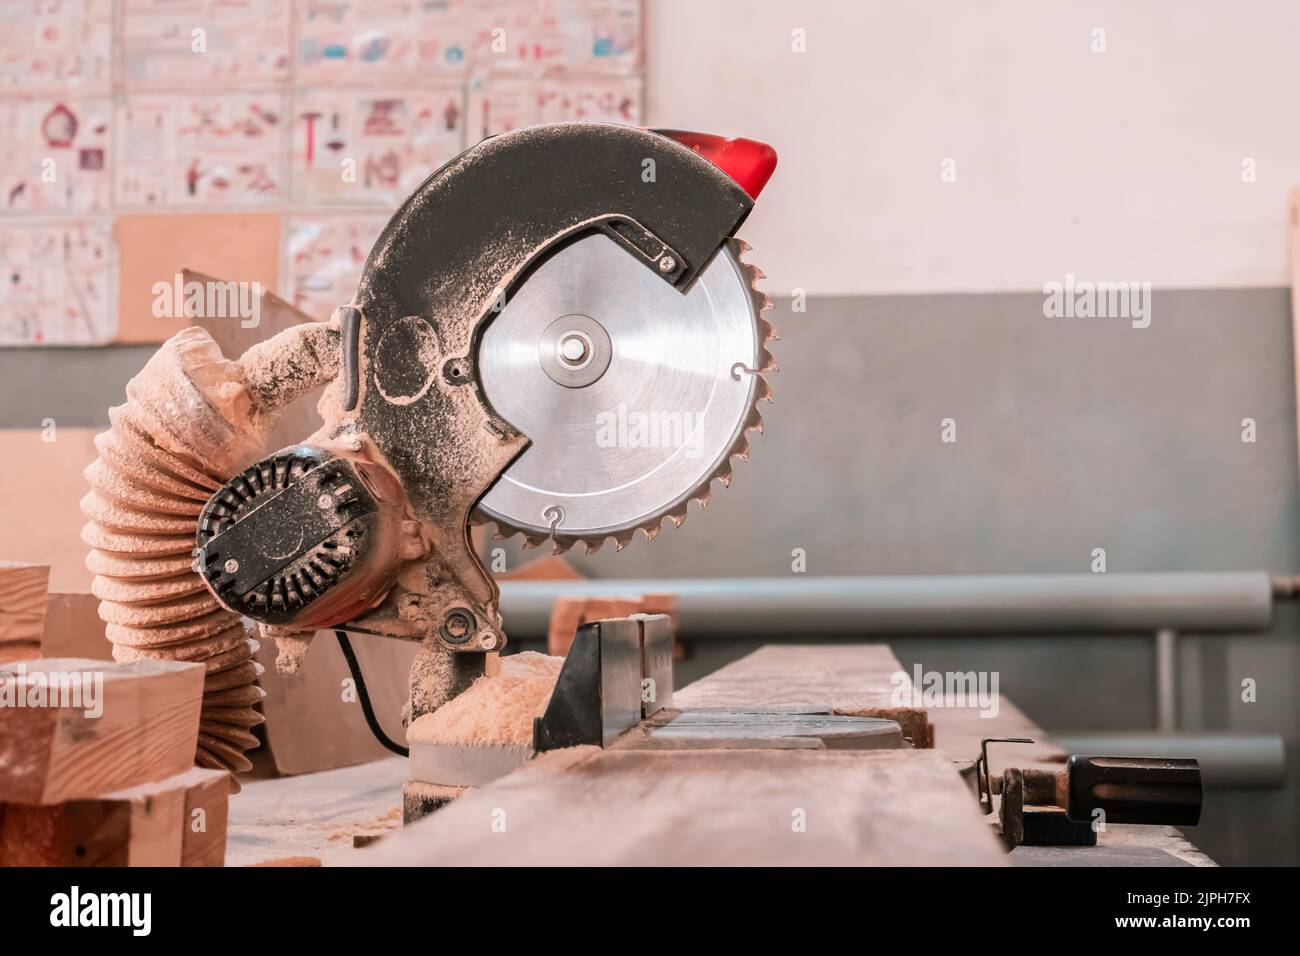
654, 129, 778, 200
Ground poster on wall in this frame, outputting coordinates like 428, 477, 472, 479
469, 0, 641, 75
121, 0, 291, 87
0, 0, 112, 92
0, 222, 115, 346
296, 0, 470, 82
292, 87, 465, 205
284, 215, 388, 320
0, 98, 111, 212
116, 93, 285, 207
0, 0, 646, 345
465, 74, 640, 140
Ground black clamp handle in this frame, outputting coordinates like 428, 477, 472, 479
1066, 755, 1203, 826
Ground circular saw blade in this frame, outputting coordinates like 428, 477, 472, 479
474, 233, 775, 553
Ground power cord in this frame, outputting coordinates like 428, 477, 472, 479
335, 630, 409, 757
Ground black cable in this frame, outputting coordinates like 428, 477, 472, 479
335, 630, 409, 757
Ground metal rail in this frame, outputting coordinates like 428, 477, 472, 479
498, 572, 1275, 636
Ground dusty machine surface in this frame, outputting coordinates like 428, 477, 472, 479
80, 123, 780, 784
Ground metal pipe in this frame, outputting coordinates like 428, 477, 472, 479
1155, 629, 1178, 732
497, 573, 1274, 638
1054, 733, 1286, 790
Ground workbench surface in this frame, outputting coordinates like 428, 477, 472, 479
227, 644, 1213, 867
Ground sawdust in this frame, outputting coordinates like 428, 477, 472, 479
408, 651, 562, 748
327, 806, 402, 842
238, 321, 341, 414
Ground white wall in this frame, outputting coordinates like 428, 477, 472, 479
644, 0, 1300, 295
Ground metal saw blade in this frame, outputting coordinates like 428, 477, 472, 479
474, 233, 774, 553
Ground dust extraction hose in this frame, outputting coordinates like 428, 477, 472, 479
80, 323, 340, 778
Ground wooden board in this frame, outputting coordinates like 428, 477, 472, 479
180, 767, 231, 866
0, 429, 100, 593
0, 658, 204, 804
0, 767, 230, 867
0, 562, 50, 646
673, 643, 934, 747
547, 593, 679, 658
257, 631, 417, 776
361, 745, 1005, 866
40, 592, 111, 661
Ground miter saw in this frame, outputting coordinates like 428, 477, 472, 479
178, 123, 780, 786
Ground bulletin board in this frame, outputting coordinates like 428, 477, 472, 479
0, 0, 644, 346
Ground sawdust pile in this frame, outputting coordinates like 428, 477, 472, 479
408, 651, 562, 748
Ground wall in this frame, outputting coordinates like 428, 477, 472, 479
644, 0, 1300, 295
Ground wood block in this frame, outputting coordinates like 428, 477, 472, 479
546, 594, 675, 657
0, 562, 50, 645
181, 767, 231, 866
545, 597, 587, 657
0, 658, 204, 803
40, 592, 111, 661
0, 767, 229, 867
257, 630, 417, 775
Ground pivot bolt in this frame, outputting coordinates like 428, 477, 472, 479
658, 255, 676, 273
479, 632, 499, 651
440, 608, 474, 645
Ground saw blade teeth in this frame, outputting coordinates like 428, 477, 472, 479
473, 237, 775, 556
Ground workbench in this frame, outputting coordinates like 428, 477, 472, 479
227, 644, 1213, 866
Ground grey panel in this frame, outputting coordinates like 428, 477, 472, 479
0, 346, 154, 428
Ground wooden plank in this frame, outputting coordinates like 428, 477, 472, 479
546, 593, 682, 658
0, 429, 99, 593
257, 631, 417, 775
40, 592, 111, 661
0, 767, 229, 867
0, 658, 204, 804
674, 643, 934, 747
361, 746, 1005, 866
114, 213, 280, 344
0, 562, 51, 646
680, 644, 1210, 865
